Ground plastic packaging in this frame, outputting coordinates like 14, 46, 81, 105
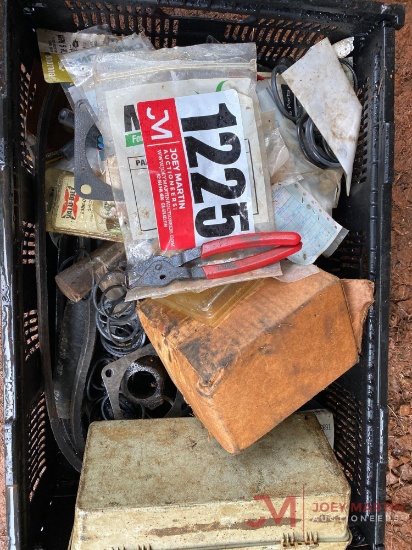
52, 143, 104, 175
93, 44, 274, 266
61, 33, 154, 116
37, 25, 116, 83
272, 182, 348, 264
257, 78, 343, 215
281, 37, 362, 195
155, 279, 262, 327
261, 110, 289, 180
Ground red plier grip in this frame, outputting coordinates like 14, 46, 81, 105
200, 232, 302, 280
201, 232, 301, 258
202, 243, 302, 279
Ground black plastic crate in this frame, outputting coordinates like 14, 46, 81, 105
0, 1, 405, 548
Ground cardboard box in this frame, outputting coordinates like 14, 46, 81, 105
138, 271, 373, 453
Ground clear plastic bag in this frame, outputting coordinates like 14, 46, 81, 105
154, 279, 262, 327
93, 44, 274, 266
88, 43, 290, 299
261, 109, 289, 181
37, 25, 117, 83
257, 78, 343, 214
61, 33, 154, 116
256, 77, 348, 266
53, 144, 104, 175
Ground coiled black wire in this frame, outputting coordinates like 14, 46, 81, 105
92, 269, 146, 357
270, 56, 358, 170
270, 58, 304, 122
100, 394, 146, 420
296, 114, 341, 169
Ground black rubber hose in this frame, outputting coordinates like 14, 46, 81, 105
270, 58, 303, 122
35, 84, 83, 472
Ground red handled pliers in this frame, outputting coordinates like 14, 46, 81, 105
128, 232, 302, 288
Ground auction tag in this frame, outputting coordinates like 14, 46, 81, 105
137, 90, 254, 250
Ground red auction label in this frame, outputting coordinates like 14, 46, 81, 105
137, 98, 195, 250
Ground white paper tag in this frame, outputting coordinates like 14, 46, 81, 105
137, 90, 254, 250
105, 78, 270, 243
273, 182, 348, 264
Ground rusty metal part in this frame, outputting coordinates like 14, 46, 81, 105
101, 346, 189, 419
102, 345, 162, 419
55, 241, 125, 302
120, 356, 168, 410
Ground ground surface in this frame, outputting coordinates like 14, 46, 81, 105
0, 4, 411, 550
385, 2, 412, 548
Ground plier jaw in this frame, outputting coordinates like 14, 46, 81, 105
128, 256, 205, 288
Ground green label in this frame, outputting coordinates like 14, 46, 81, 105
125, 131, 143, 147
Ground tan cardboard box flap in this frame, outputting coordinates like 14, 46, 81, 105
341, 279, 374, 352
138, 271, 371, 453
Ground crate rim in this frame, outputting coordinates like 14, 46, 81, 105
19, 0, 406, 30
0, 1, 406, 549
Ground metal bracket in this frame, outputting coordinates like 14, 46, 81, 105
74, 100, 113, 201
120, 354, 167, 410
102, 345, 157, 420
101, 344, 190, 419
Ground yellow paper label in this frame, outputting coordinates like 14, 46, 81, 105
40, 52, 72, 84
49, 172, 122, 241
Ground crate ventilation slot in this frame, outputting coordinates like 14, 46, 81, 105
22, 221, 36, 265
66, 2, 160, 37
28, 393, 47, 501
24, 309, 39, 361
225, 20, 332, 63
324, 384, 363, 497
352, 85, 370, 187
63, 3, 339, 57
19, 64, 35, 174
323, 230, 365, 278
